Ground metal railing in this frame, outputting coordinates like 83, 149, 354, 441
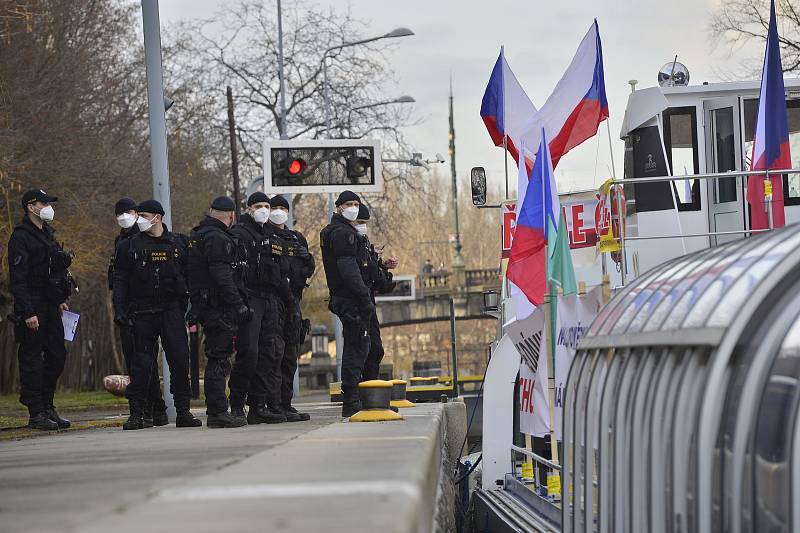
609, 168, 800, 284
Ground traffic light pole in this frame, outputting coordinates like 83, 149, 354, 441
276, 0, 301, 396
141, 0, 175, 421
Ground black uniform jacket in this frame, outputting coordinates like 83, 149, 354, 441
8, 216, 68, 318
320, 213, 371, 302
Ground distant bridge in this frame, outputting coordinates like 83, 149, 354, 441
375, 268, 502, 327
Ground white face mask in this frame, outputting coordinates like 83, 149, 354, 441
117, 212, 136, 229
136, 216, 154, 233
355, 223, 368, 236
252, 207, 269, 224
37, 205, 55, 221
342, 205, 359, 221
269, 209, 289, 225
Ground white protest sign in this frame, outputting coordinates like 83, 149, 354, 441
521, 288, 602, 439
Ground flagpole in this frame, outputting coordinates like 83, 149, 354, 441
501, 45, 510, 200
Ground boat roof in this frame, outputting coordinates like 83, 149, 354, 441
581, 225, 800, 348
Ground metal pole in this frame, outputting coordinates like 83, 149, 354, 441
449, 298, 459, 397
141, 0, 175, 420
226, 86, 241, 217
448, 75, 463, 262
276, 0, 300, 396
322, 50, 343, 379
615, 182, 627, 286
766, 170, 774, 230
329, 193, 344, 381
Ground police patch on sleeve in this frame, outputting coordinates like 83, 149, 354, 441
226, 242, 233, 255
347, 234, 355, 245
13, 255, 22, 266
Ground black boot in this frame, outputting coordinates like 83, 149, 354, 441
46, 407, 71, 429
282, 405, 310, 422
29, 411, 59, 431
247, 405, 286, 424
231, 406, 248, 425
175, 410, 202, 428
207, 411, 247, 429
123, 414, 146, 431
341, 399, 361, 418
152, 410, 169, 427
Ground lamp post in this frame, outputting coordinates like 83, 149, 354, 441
322, 28, 414, 136
351, 95, 416, 111
321, 27, 414, 381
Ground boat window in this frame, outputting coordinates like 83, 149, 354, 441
710, 106, 739, 203
743, 98, 800, 206
663, 106, 701, 211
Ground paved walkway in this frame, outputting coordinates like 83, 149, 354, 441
0, 402, 341, 533
0, 401, 464, 533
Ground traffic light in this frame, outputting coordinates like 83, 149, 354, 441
346, 156, 372, 179
281, 157, 308, 177
264, 139, 382, 194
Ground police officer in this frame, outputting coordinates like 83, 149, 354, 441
320, 190, 374, 417
8, 189, 74, 430
268, 195, 313, 422
187, 196, 252, 428
109, 197, 167, 426
112, 200, 200, 430
354, 204, 398, 381
228, 192, 287, 425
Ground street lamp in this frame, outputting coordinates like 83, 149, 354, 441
352, 95, 415, 111
322, 28, 415, 135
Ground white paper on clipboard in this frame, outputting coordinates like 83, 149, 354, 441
61, 311, 80, 342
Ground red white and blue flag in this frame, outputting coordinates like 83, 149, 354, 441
480, 48, 538, 165
748, 0, 790, 230
520, 19, 609, 171
507, 130, 575, 316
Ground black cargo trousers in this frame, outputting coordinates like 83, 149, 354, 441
280, 295, 310, 408
199, 305, 238, 416
125, 301, 192, 415
228, 292, 285, 410
118, 323, 166, 416
15, 301, 67, 417
330, 295, 371, 399
362, 309, 385, 382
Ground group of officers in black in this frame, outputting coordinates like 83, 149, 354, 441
8, 187, 396, 430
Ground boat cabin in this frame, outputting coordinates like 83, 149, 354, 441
618, 78, 800, 278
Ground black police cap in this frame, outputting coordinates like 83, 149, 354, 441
269, 195, 290, 210
210, 196, 236, 212
357, 204, 370, 221
247, 192, 269, 207
136, 199, 165, 216
21, 189, 57, 209
114, 197, 137, 215
335, 190, 360, 207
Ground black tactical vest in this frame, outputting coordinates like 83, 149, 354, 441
127, 233, 186, 302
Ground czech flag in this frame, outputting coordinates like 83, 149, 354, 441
748, 0, 790, 230
508, 130, 576, 315
521, 20, 609, 170
480, 48, 538, 165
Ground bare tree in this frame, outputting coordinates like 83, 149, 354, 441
169, 0, 415, 185
711, 0, 800, 73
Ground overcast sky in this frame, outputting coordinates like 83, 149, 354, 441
160, 0, 754, 196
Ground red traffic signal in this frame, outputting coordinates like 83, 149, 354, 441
287, 158, 307, 176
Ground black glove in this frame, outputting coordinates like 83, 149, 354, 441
235, 304, 254, 324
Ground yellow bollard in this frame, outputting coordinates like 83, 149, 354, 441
389, 379, 416, 409
349, 380, 403, 422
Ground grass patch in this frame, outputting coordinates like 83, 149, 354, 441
0, 391, 127, 414
0, 417, 125, 441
